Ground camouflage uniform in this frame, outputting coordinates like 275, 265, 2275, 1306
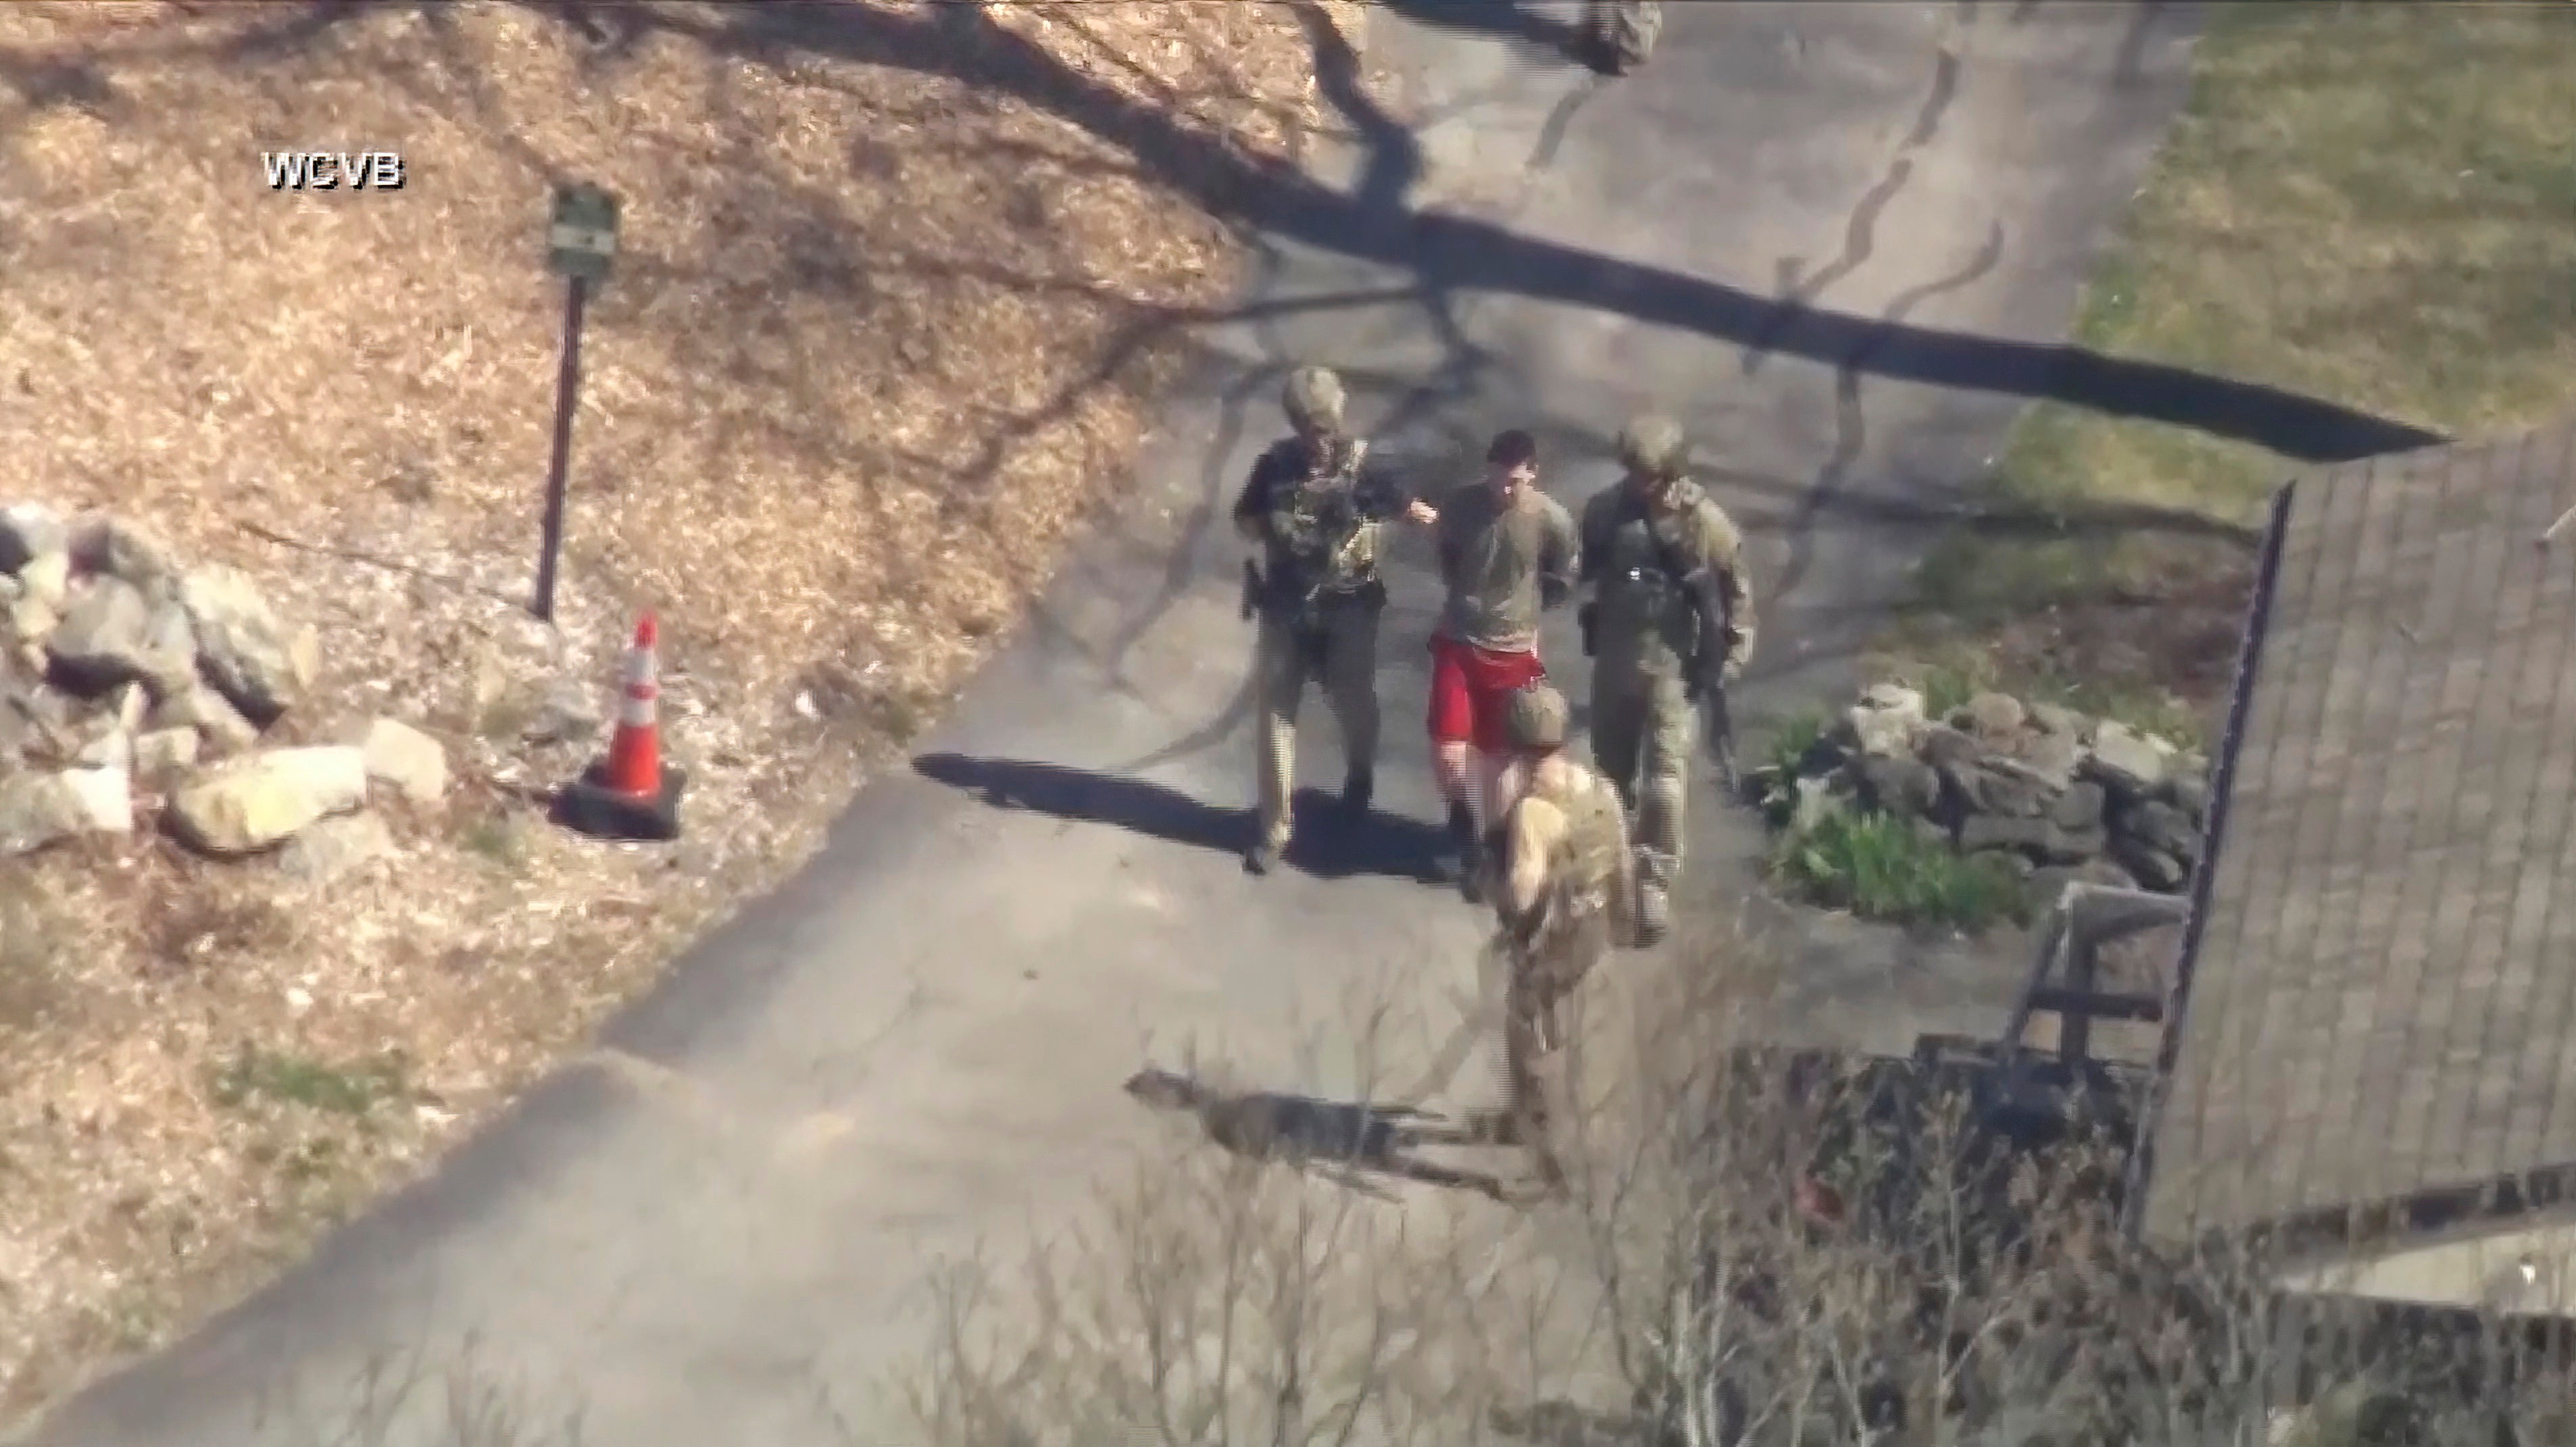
1231, 367, 1404, 873
1582, 0, 1662, 74
1488, 682, 1638, 1190
1577, 416, 1756, 942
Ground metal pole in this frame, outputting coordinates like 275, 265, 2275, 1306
532, 273, 590, 623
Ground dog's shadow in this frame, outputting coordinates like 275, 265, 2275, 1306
1124, 1067, 1517, 1202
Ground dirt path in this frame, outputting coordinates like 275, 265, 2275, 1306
9, 4, 2281, 1443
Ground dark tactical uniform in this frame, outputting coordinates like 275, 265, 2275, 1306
1232, 367, 1408, 873
1577, 417, 1756, 942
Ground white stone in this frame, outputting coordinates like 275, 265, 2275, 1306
0, 766, 132, 855
168, 745, 367, 855
277, 809, 396, 884
1858, 682, 1926, 717
132, 726, 201, 780
177, 564, 317, 722
2087, 720, 2173, 794
15, 548, 69, 611
357, 717, 447, 805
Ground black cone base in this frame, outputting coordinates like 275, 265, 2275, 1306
555, 762, 687, 842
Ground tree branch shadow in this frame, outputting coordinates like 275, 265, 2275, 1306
1124, 1066, 1515, 1203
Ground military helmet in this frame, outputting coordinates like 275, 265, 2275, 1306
1282, 365, 1347, 432
1504, 682, 1570, 753
1615, 414, 1689, 478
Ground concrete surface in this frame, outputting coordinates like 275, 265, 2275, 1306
15, 3, 2209, 1442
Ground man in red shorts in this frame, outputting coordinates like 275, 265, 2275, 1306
1429, 428, 1581, 900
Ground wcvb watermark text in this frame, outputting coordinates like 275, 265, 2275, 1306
262, 150, 407, 191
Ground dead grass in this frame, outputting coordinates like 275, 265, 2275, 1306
0, 0, 1360, 1423
1901, 2, 2576, 708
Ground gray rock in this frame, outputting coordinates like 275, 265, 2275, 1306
105, 681, 148, 732
2083, 719, 2173, 798
1857, 755, 1941, 817
1941, 759, 2048, 819
1958, 813, 2052, 856
1968, 847, 2037, 882
132, 726, 201, 782
2050, 780, 2108, 832
357, 717, 447, 805
2037, 821, 2108, 865
2029, 702, 2089, 739
1960, 813, 2104, 865
2020, 729, 2086, 790
6, 680, 79, 765
1915, 722, 1981, 773
1989, 763, 2054, 819
1962, 691, 2027, 740
166, 744, 368, 855
16, 548, 69, 612
47, 576, 193, 696
5, 588, 55, 648
73, 726, 131, 773
139, 601, 199, 692
68, 513, 177, 596
1912, 815, 1954, 849
0, 503, 66, 574
0, 766, 132, 856
2167, 773, 2212, 822
277, 810, 395, 885
2108, 834, 2190, 892
0, 682, 26, 765
15, 540, 68, 607
520, 677, 603, 746
2123, 798, 2204, 864
1859, 681, 1926, 715
178, 565, 316, 724
1847, 698, 1922, 759
151, 683, 259, 757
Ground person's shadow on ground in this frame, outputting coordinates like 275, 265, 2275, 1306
1123, 1067, 1516, 1202
914, 753, 1452, 884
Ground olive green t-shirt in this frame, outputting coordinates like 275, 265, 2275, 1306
1434, 482, 1579, 653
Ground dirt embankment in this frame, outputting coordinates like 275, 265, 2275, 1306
0, 0, 1355, 1421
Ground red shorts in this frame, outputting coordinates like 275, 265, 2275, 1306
1427, 634, 1545, 752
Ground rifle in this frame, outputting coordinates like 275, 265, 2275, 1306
1648, 517, 1741, 800
1694, 630, 1741, 799
1240, 559, 1262, 621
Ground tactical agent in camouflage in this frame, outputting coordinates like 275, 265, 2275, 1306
1582, 0, 1662, 75
1577, 415, 1756, 943
1482, 680, 1639, 1194
1231, 366, 1435, 875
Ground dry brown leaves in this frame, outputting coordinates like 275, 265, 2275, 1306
0, 0, 1357, 1420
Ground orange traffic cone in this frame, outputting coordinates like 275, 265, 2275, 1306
601, 612, 663, 796
557, 611, 686, 842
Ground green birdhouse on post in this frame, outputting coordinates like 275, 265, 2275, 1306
547, 182, 620, 284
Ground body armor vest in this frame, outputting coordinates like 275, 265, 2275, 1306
1527, 763, 1628, 911
1593, 492, 1707, 665
1267, 437, 1381, 605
